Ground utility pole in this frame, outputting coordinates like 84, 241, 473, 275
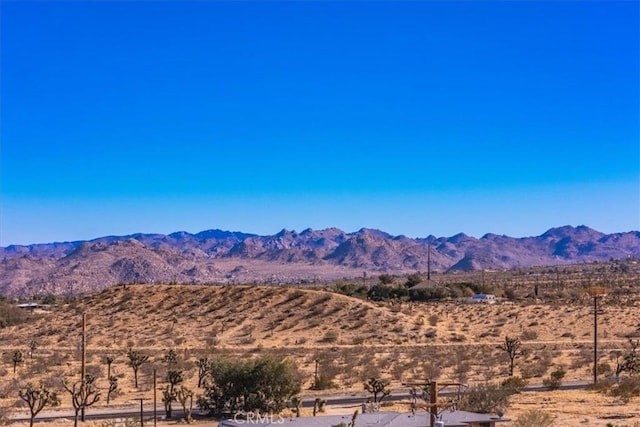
594, 294, 598, 385
134, 398, 149, 427
153, 369, 157, 427
589, 286, 606, 385
403, 380, 462, 427
429, 381, 437, 427
81, 312, 87, 421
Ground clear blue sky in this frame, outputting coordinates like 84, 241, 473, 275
1, 1, 638, 246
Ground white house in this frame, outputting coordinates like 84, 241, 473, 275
466, 293, 497, 304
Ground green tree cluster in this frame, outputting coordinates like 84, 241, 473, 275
367, 284, 408, 301
334, 283, 368, 299
197, 356, 301, 417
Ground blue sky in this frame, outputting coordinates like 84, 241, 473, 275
1, 1, 638, 245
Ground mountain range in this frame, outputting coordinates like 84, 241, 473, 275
1, 225, 639, 297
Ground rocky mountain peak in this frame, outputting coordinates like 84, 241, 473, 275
1, 225, 638, 297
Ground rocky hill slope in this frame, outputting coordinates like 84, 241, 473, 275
1, 225, 638, 296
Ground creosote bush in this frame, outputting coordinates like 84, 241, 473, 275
543, 367, 566, 390
458, 382, 513, 414
501, 376, 528, 394
609, 376, 640, 404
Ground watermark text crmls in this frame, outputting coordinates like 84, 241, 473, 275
232, 413, 286, 424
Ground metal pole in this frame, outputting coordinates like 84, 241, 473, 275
81, 313, 86, 421
81, 313, 86, 380
134, 398, 148, 427
593, 295, 598, 385
430, 381, 437, 427
153, 369, 157, 427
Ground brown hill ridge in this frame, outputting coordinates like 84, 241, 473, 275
1, 225, 639, 296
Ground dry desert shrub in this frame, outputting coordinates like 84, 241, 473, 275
514, 409, 555, 427
609, 376, 640, 404
521, 349, 553, 379
428, 314, 439, 326
543, 366, 566, 390
458, 382, 512, 415
99, 418, 141, 427
319, 331, 339, 343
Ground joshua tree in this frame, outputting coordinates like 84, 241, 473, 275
615, 339, 639, 380
104, 355, 115, 379
19, 382, 60, 427
28, 339, 38, 359
291, 396, 302, 417
12, 350, 24, 374
175, 385, 194, 423
163, 369, 185, 418
350, 410, 358, 427
313, 398, 326, 416
162, 385, 177, 419
196, 356, 209, 388
162, 349, 178, 368
333, 410, 358, 427
499, 336, 523, 376
107, 376, 118, 405
622, 339, 639, 374
364, 377, 391, 403
126, 348, 148, 388
63, 375, 101, 427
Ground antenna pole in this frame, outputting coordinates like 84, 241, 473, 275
427, 245, 431, 281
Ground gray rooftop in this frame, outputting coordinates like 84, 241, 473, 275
218, 410, 507, 427
408, 279, 441, 291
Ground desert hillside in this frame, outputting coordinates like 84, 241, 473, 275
1, 283, 639, 426
2, 283, 639, 351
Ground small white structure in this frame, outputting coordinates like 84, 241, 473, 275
466, 293, 497, 304
16, 303, 52, 311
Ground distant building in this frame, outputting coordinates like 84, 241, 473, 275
408, 279, 440, 291
466, 294, 497, 304
15, 302, 51, 311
